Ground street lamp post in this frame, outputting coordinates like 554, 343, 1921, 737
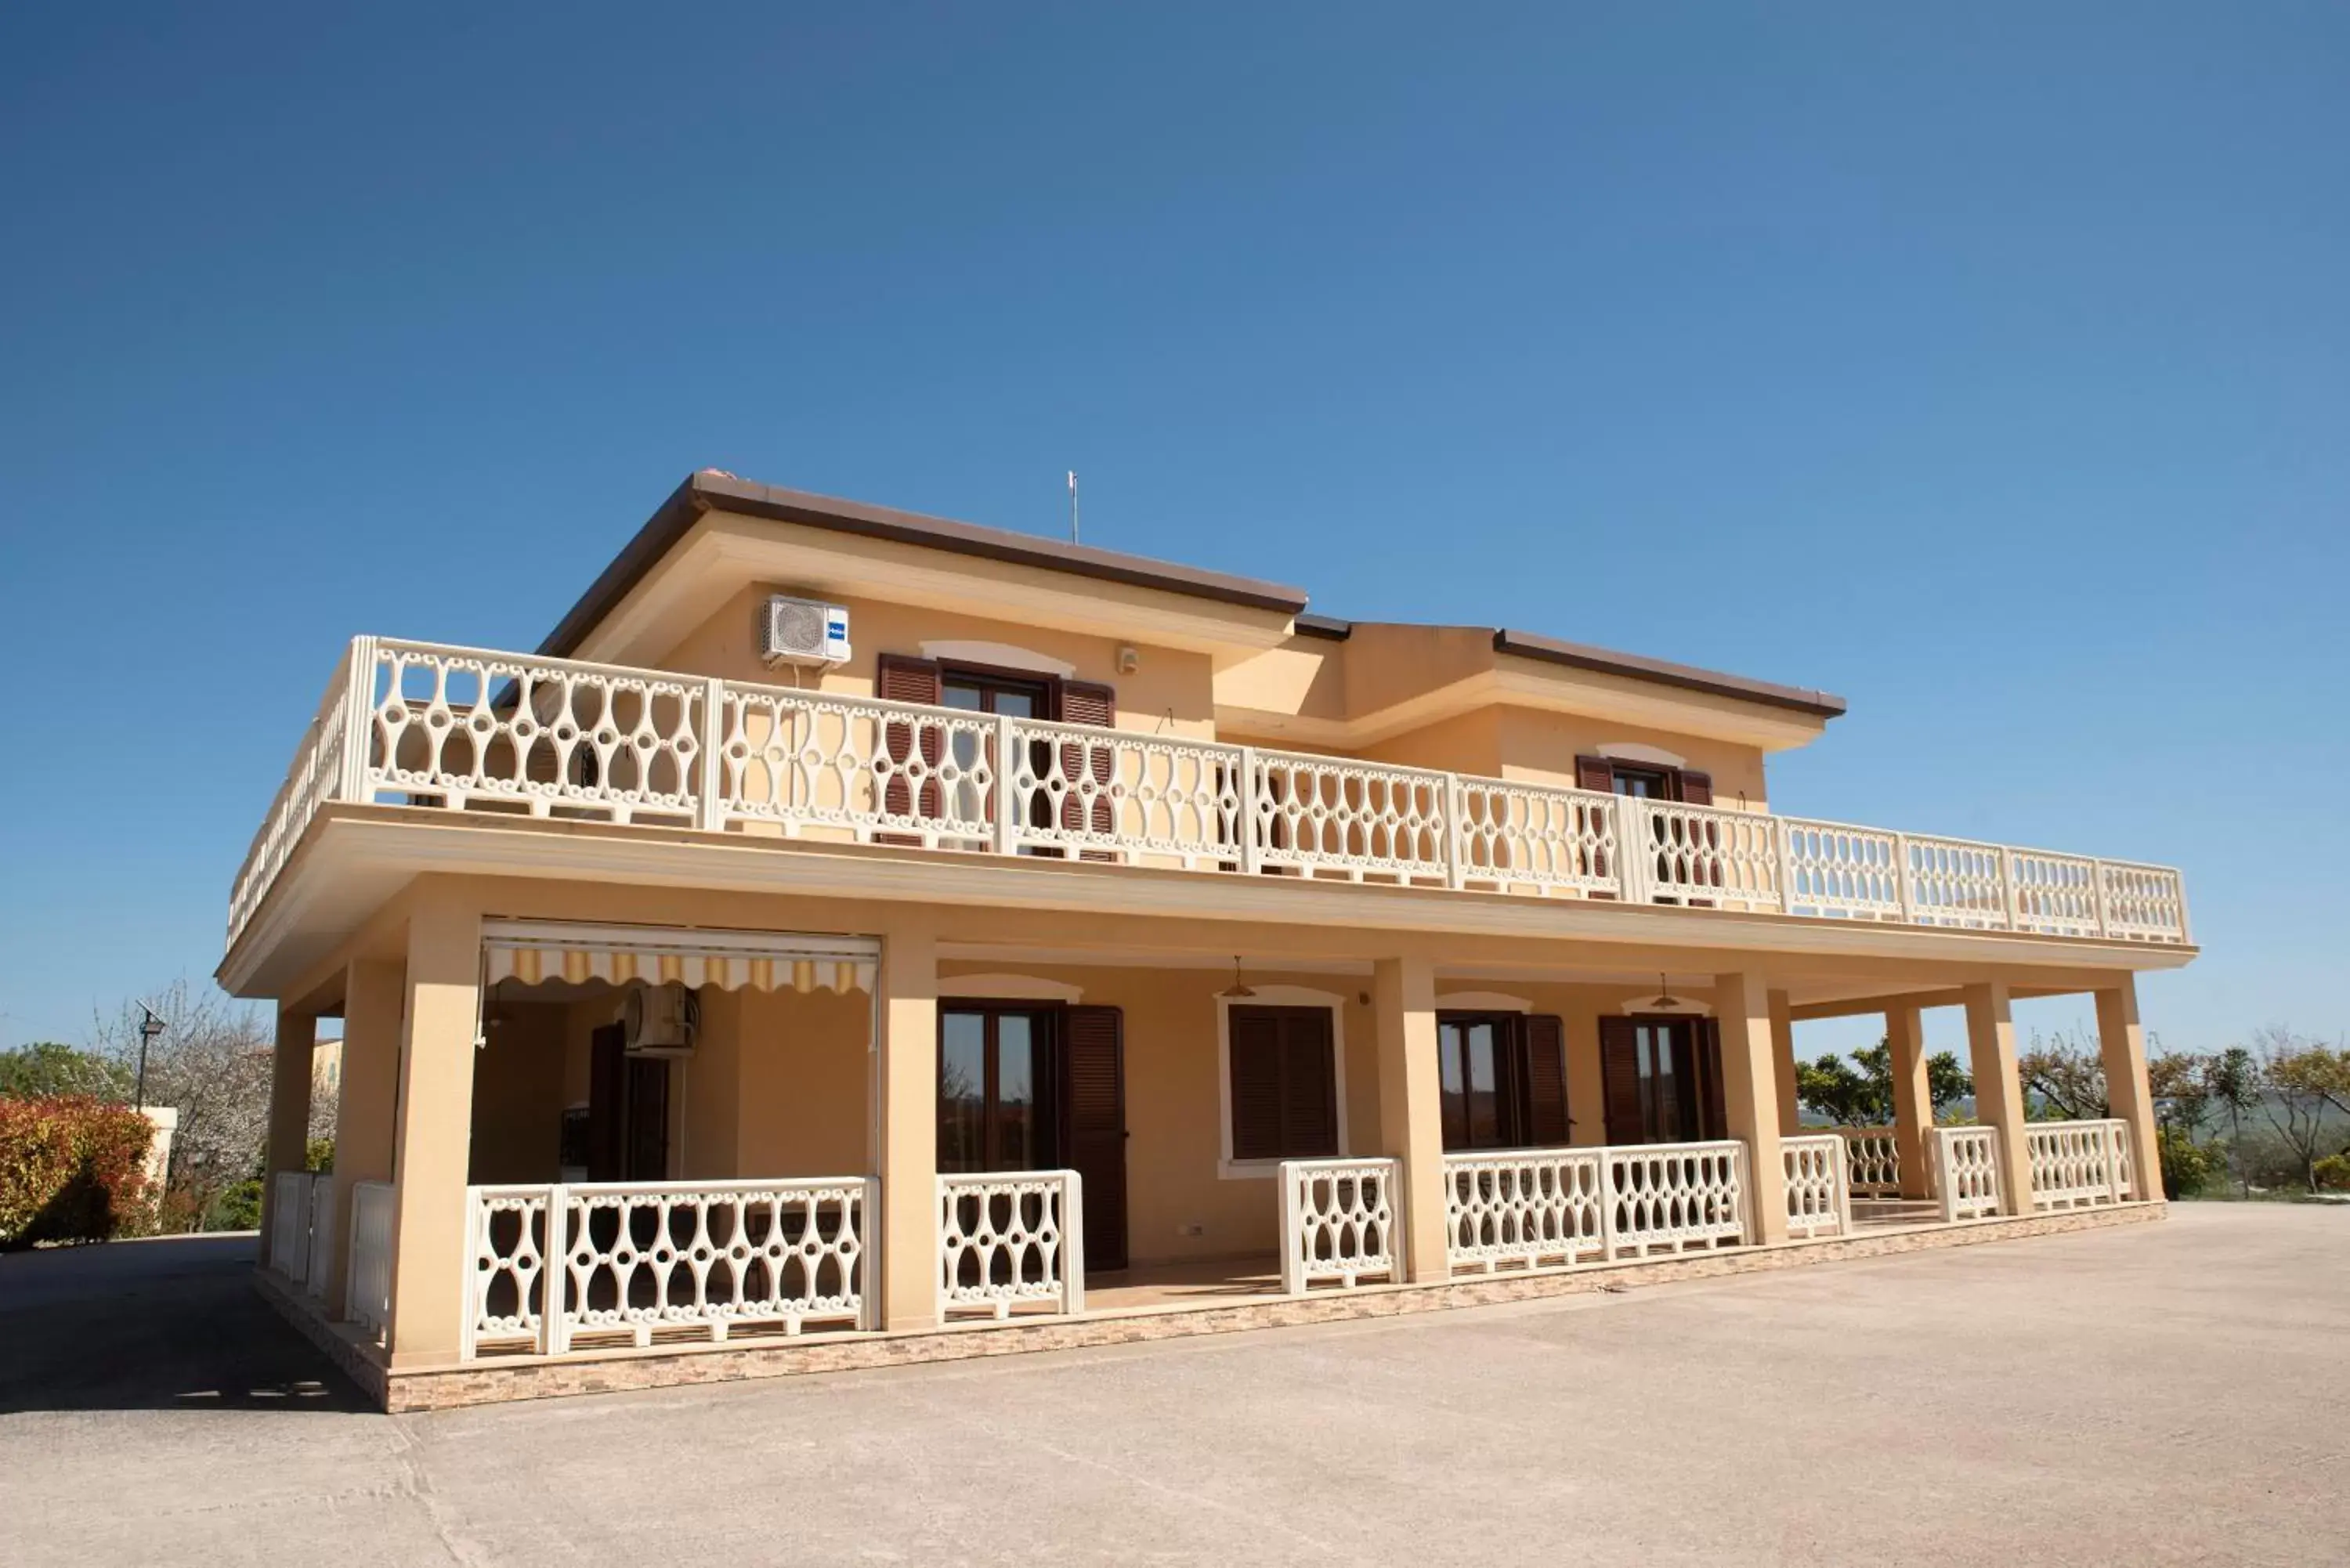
136, 1004, 165, 1111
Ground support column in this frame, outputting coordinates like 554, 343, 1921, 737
1885, 1004, 1934, 1201
1768, 989, 1799, 1133
2095, 977, 2161, 1201
1564, 994, 1607, 1147
875, 924, 939, 1331
1716, 970, 1788, 1245
1372, 955, 1449, 1282
385, 898, 482, 1366
1964, 981, 2032, 1216
324, 958, 403, 1317
256, 1007, 316, 1268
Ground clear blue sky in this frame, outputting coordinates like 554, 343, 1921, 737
2, 5, 2343, 1059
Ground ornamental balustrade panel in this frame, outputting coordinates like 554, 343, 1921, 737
938, 1170, 1083, 1320
465, 1185, 554, 1357
1834, 1127, 1903, 1198
1250, 753, 1451, 884
1781, 1135, 1849, 1240
2100, 862, 2189, 943
2008, 851, 2103, 938
226, 649, 352, 947
1779, 818, 1905, 921
1441, 1150, 1607, 1273
305, 1174, 338, 1299
1453, 778, 1622, 898
555, 1179, 872, 1349
346, 1181, 395, 1341
1279, 1157, 1402, 1292
360, 641, 704, 826
1932, 1127, 2002, 1221
714, 684, 999, 851
1603, 1140, 1748, 1256
2025, 1120, 2128, 1211
226, 638, 2195, 957
1006, 717, 1244, 868
1626, 800, 1782, 912
1904, 836, 2011, 930
267, 1171, 313, 1282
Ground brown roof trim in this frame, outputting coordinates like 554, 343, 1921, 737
540, 471, 1311, 656
1292, 612, 1353, 641
1492, 629, 1847, 718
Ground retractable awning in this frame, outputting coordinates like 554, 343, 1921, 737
481, 920, 877, 995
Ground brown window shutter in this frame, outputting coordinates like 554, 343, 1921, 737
1523, 1015, 1571, 1146
1282, 1011, 1339, 1157
1054, 680, 1119, 854
874, 655, 943, 826
1677, 770, 1713, 806
1675, 770, 1719, 901
1598, 1017, 1647, 1145
1697, 1017, 1729, 1141
1228, 1009, 1285, 1160
1574, 755, 1614, 793
1062, 1006, 1128, 1270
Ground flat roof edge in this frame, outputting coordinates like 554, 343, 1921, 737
1491, 629, 1847, 718
540, 471, 1311, 656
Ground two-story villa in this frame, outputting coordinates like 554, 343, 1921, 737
226, 471, 2193, 1409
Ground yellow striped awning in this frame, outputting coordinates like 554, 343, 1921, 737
481, 921, 877, 995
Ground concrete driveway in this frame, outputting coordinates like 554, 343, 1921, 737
3, 1205, 2344, 1567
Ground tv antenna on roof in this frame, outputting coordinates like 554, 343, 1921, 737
1067, 470, 1080, 544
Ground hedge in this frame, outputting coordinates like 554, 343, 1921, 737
0, 1095, 156, 1245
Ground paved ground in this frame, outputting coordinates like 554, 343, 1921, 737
3, 1206, 2345, 1567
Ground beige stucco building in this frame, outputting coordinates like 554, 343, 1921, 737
225, 471, 2193, 1410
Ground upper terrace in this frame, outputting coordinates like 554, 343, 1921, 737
220, 475, 2191, 986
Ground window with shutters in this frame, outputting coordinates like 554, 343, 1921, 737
1437, 1013, 1571, 1151
1223, 1003, 1340, 1166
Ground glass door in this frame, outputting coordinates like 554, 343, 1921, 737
938, 1005, 1059, 1172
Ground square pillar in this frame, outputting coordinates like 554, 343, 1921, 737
1767, 989, 1799, 1133
256, 1007, 316, 1263
324, 958, 403, 1318
385, 900, 482, 1366
2095, 977, 2161, 1200
1964, 981, 2032, 1216
1564, 995, 1607, 1147
1371, 956, 1449, 1282
875, 925, 938, 1331
1716, 970, 1788, 1245
1885, 1004, 1934, 1200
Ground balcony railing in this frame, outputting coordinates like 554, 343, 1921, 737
227, 637, 2193, 951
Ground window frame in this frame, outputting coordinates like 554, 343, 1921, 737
936, 999, 1063, 1175
1215, 985, 1350, 1179
1435, 1010, 1532, 1153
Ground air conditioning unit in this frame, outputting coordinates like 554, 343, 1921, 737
758, 594, 852, 668
621, 983, 699, 1057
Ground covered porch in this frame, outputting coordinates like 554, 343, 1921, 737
248, 881, 2167, 1404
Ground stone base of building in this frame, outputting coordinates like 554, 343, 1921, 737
256, 1201, 2166, 1414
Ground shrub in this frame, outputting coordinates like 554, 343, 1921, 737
2313, 1153, 2350, 1194
2157, 1125, 2224, 1199
0, 1095, 157, 1245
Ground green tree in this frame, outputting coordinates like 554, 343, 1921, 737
0, 1042, 134, 1101
2204, 1046, 2258, 1198
2253, 1028, 2350, 1193
1799, 1039, 1972, 1125
2018, 1028, 2107, 1121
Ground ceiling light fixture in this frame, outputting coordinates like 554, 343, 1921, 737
1218, 956, 1256, 1000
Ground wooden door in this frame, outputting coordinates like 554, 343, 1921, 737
624, 1057, 669, 1180
1061, 1006, 1129, 1271
587, 1024, 627, 1181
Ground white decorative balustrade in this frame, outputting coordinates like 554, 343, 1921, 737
1931, 1126, 2003, 1221
1780, 1135, 1849, 1239
1442, 1149, 1607, 1273
1833, 1127, 1904, 1199
463, 1178, 874, 1358
268, 1171, 313, 1283
226, 637, 2193, 952
1279, 1157, 1403, 1292
2025, 1119, 2131, 1210
1602, 1140, 1749, 1257
938, 1170, 1083, 1321
346, 1181, 394, 1341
